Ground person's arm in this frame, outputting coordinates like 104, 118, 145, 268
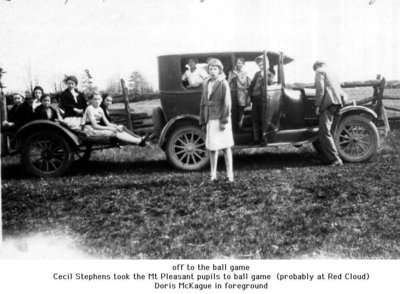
227, 71, 235, 87
87, 108, 117, 131
100, 111, 122, 131
220, 81, 231, 130
314, 71, 325, 115
199, 83, 207, 127
248, 72, 258, 101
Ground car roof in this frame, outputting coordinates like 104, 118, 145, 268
158, 51, 294, 65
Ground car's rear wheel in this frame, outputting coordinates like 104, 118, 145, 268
21, 131, 73, 177
334, 115, 379, 162
166, 125, 209, 171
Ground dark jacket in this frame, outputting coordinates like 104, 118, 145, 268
34, 105, 58, 121
14, 101, 34, 129
7, 104, 20, 123
59, 89, 87, 117
199, 77, 231, 126
248, 71, 274, 104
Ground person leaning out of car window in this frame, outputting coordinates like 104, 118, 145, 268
34, 94, 58, 121
59, 75, 87, 117
248, 55, 274, 145
181, 57, 209, 88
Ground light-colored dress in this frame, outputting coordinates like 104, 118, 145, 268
205, 79, 234, 151
82, 105, 116, 137
228, 70, 251, 106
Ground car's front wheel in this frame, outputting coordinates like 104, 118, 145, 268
21, 131, 73, 177
334, 115, 379, 162
166, 125, 209, 171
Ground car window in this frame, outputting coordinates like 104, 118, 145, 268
244, 61, 279, 85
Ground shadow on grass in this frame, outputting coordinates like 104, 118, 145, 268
2, 149, 321, 180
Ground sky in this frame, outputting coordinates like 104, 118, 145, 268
0, 0, 399, 93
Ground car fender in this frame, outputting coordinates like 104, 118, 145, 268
12, 120, 81, 151
339, 105, 378, 120
158, 114, 200, 149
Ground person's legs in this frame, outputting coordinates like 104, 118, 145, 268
223, 148, 234, 182
115, 131, 142, 144
237, 106, 245, 130
210, 150, 218, 180
252, 103, 261, 142
319, 105, 342, 164
122, 126, 142, 138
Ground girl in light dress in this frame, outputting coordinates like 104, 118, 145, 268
199, 58, 234, 182
228, 57, 251, 130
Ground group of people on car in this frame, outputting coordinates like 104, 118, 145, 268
1, 75, 148, 154
188, 55, 345, 183
182, 55, 274, 145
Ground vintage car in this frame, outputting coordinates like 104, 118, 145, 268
153, 51, 384, 171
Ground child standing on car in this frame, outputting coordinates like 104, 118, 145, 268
199, 58, 234, 182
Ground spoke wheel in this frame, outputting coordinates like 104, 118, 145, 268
166, 125, 209, 171
334, 115, 379, 163
21, 131, 72, 177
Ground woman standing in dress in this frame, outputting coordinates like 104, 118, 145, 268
228, 57, 251, 131
199, 58, 234, 182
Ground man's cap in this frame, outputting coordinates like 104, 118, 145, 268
313, 61, 325, 71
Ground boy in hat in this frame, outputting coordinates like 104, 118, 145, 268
248, 55, 274, 145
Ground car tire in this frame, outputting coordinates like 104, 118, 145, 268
21, 131, 73, 177
334, 114, 379, 163
166, 125, 209, 171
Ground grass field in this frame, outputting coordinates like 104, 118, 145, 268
1, 88, 400, 259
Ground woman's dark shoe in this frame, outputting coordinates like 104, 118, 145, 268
139, 133, 152, 147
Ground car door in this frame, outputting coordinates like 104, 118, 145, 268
262, 52, 283, 135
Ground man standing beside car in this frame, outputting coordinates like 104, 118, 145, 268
313, 61, 344, 166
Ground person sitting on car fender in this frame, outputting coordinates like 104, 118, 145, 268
182, 57, 209, 88
34, 95, 58, 121
313, 60, 344, 167
59, 75, 87, 117
81, 93, 148, 146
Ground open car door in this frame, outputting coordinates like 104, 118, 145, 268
262, 51, 284, 140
